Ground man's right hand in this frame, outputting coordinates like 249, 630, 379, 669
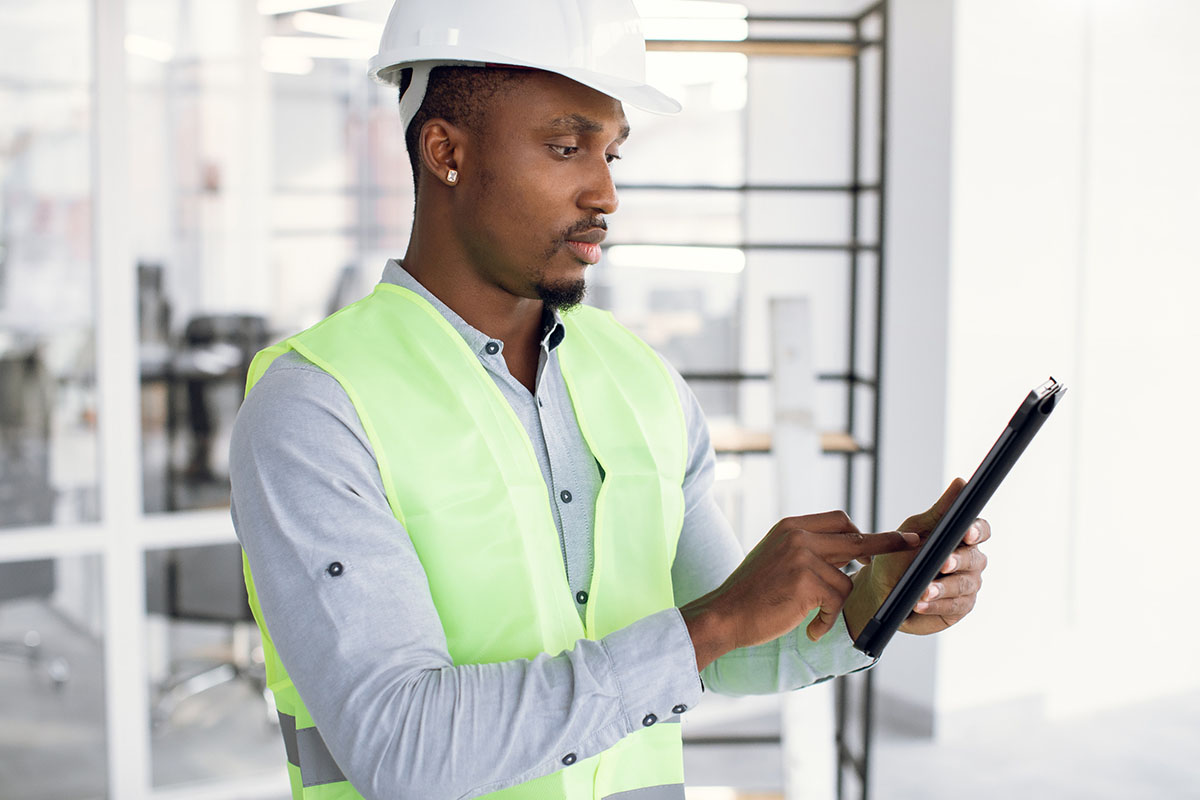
679, 511, 918, 672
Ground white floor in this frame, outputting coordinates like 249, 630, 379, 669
870, 689, 1200, 800
3, 597, 1197, 800
680, 688, 1200, 800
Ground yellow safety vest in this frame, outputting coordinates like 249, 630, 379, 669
241, 284, 689, 800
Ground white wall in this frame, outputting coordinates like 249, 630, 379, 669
880, 0, 1200, 732
1045, 0, 1200, 715
937, 0, 1087, 716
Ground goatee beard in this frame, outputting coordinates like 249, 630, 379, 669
536, 278, 587, 312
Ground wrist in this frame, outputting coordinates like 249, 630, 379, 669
679, 599, 735, 673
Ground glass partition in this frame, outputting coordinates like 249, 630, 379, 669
0, 0, 99, 530
131, 0, 409, 515
126, 1, 396, 788
129, 0, 266, 514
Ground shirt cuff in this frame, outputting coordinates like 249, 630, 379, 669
815, 610, 878, 676
602, 608, 705, 731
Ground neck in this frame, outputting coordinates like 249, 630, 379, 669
402, 204, 545, 358
403, 235, 544, 347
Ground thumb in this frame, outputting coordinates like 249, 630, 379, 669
930, 477, 966, 516
902, 478, 966, 532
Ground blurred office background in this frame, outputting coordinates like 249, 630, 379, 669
1, 0, 1197, 799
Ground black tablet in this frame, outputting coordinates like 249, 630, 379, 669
852, 377, 1067, 658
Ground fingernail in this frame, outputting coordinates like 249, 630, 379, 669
901, 532, 920, 545
915, 602, 929, 612
945, 556, 957, 572
924, 584, 940, 600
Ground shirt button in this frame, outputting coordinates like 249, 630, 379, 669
672, 704, 688, 714
326, 562, 344, 577
559, 490, 573, 504
484, 341, 500, 355
642, 713, 657, 727
575, 590, 588, 604
561, 753, 577, 766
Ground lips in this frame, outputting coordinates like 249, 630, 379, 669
565, 228, 606, 265
566, 241, 603, 264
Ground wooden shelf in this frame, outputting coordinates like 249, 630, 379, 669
709, 427, 864, 455
646, 39, 863, 58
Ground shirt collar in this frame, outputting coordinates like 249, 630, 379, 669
380, 259, 566, 354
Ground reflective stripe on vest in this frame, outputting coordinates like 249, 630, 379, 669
277, 712, 346, 788
242, 285, 688, 799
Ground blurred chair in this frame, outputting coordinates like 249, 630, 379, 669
145, 313, 271, 725
172, 313, 269, 490
146, 543, 267, 728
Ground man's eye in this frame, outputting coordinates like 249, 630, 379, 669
549, 145, 580, 157
605, 153, 622, 165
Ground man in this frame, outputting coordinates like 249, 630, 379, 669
230, 2, 990, 799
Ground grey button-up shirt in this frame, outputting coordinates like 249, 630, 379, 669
230, 260, 873, 800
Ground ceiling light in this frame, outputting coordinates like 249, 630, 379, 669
634, 1, 748, 19
262, 52, 316, 75
125, 34, 174, 63
258, 0, 368, 14
606, 245, 746, 274
635, 0, 749, 41
641, 19, 748, 41
263, 35, 375, 60
291, 11, 383, 40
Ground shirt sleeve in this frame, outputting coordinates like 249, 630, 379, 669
659, 356, 877, 695
230, 354, 702, 800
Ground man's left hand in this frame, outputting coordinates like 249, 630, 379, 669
844, 478, 991, 638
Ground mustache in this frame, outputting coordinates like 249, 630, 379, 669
561, 217, 607, 241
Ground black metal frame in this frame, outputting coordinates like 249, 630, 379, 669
839, 4, 888, 800
646, 3, 888, 799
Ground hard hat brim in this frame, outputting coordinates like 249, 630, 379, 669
371, 52, 682, 116
556, 64, 682, 116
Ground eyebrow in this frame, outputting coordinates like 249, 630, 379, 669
546, 113, 631, 142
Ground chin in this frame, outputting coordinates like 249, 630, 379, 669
536, 278, 587, 312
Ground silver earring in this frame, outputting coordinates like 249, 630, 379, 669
446, 169, 459, 185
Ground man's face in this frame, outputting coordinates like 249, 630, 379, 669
453, 70, 628, 311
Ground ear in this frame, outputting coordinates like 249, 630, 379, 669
417, 118, 467, 188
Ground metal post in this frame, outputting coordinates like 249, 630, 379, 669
862, 6, 890, 796
772, 297, 837, 800
845, 17, 864, 517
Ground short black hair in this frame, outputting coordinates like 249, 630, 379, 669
400, 65, 528, 197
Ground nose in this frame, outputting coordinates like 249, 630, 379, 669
578, 157, 619, 216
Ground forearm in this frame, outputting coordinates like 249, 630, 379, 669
276, 608, 701, 800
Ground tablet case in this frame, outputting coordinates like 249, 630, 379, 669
852, 377, 1067, 658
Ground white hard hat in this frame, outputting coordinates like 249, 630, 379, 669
370, 0, 682, 130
